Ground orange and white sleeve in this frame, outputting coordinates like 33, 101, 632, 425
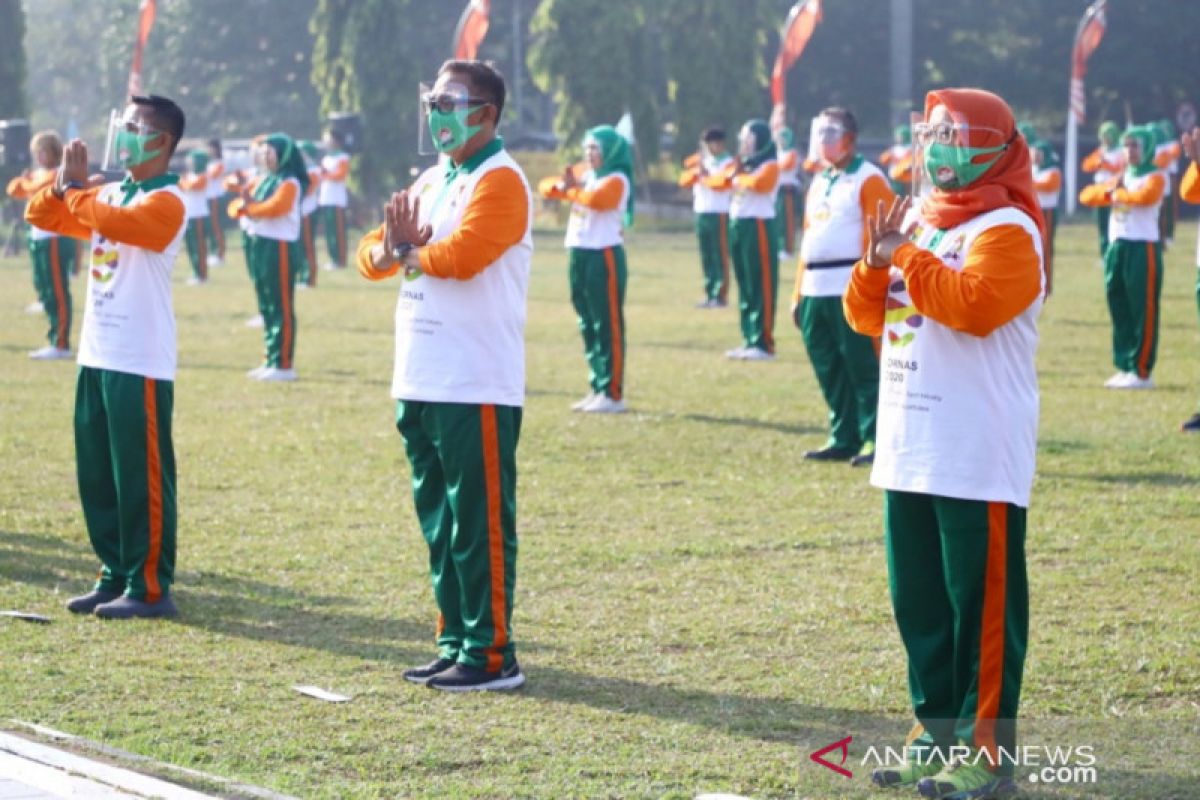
1113, 173, 1165, 206
179, 173, 208, 192
242, 181, 299, 219
24, 187, 94, 239
1032, 168, 1062, 193
1178, 162, 1200, 204
842, 263, 892, 336
325, 155, 350, 181
560, 174, 625, 211
65, 187, 186, 252
733, 162, 780, 193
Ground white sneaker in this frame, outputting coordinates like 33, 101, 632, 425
186, 276, 206, 286
725, 346, 748, 360
247, 365, 269, 378
1122, 375, 1155, 390
1103, 372, 1132, 388
206, 254, 222, 268
245, 315, 264, 328
28, 346, 72, 361
740, 347, 776, 361
24, 301, 44, 314
257, 367, 298, 382
571, 392, 599, 411
582, 395, 626, 413
322, 261, 341, 271
297, 283, 310, 291
779, 250, 794, 261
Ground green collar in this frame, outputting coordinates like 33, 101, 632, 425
446, 136, 504, 181
119, 172, 180, 205
821, 153, 863, 180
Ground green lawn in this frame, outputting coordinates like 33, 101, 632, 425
1, 219, 1198, 799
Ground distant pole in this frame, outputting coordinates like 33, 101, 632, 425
512, 0, 524, 129
889, 0, 913, 126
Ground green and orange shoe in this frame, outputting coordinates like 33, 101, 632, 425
916, 758, 1017, 799
870, 756, 941, 789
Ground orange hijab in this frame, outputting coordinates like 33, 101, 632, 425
919, 88, 1045, 239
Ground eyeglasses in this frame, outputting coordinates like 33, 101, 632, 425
420, 93, 491, 114
913, 122, 964, 146
119, 114, 161, 137
816, 125, 847, 142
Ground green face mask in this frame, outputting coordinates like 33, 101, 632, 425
115, 129, 163, 168
427, 106, 483, 154
923, 142, 1006, 190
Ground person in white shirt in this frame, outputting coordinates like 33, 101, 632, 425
677, 127, 733, 308
26, 94, 189, 620
844, 88, 1042, 799
358, 60, 530, 692
317, 130, 351, 270
179, 148, 210, 285
1080, 120, 1123, 258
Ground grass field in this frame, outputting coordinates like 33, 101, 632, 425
1, 218, 1198, 799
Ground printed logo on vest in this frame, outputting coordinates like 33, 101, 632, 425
884, 278, 923, 347
91, 235, 119, 283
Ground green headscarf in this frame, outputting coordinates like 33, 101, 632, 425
894, 124, 911, 146
1033, 140, 1061, 170
254, 132, 310, 202
298, 139, 321, 163
1098, 120, 1120, 148
739, 119, 777, 171
1122, 125, 1158, 177
584, 125, 635, 227
776, 126, 795, 150
187, 148, 209, 174
1017, 121, 1038, 143
1155, 119, 1177, 142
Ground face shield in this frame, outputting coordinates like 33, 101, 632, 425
418, 80, 488, 156
912, 106, 1008, 196
813, 115, 850, 166
101, 107, 167, 172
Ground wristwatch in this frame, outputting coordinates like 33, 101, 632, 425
391, 242, 415, 263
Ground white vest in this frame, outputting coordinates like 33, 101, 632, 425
318, 153, 349, 206
871, 206, 1044, 508
799, 158, 885, 297
183, 177, 209, 219
392, 149, 532, 407
1033, 165, 1060, 209
1092, 147, 1121, 184
692, 155, 732, 214
777, 149, 801, 188
729, 162, 779, 220
245, 177, 301, 242
1109, 172, 1162, 242
205, 161, 225, 199
564, 172, 629, 250
78, 181, 187, 381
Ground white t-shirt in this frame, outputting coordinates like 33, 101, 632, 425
244, 177, 301, 242
318, 153, 350, 207
1033, 165, 1061, 209
78, 181, 187, 381
692, 155, 732, 215
799, 158, 887, 297
729, 163, 779, 220
1109, 172, 1162, 243
564, 172, 629, 250
391, 148, 533, 407
870, 206, 1044, 508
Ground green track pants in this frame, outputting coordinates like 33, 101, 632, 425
184, 217, 209, 281
320, 205, 347, 267
75, 366, 176, 601
885, 490, 1028, 776
250, 236, 298, 369
1094, 206, 1110, 257
205, 197, 226, 259
30, 237, 74, 349
568, 245, 627, 400
397, 401, 521, 671
796, 295, 879, 451
694, 212, 730, 303
729, 216, 779, 353
1104, 238, 1163, 379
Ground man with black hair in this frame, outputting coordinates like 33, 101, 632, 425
26, 94, 189, 619
357, 59, 530, 691
679, 127, 733, 308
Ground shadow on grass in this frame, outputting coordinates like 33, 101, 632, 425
1040, 470, 1200, 487
676, 412, 823, 437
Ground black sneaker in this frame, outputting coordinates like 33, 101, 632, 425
1182, 413, 1200, 433
66, 589, 122, 614
849, 442, 875, 467
94, 595, 178, 619
804, 445, 856, 462
402, 657, 456, 685
426, 660, 525, 692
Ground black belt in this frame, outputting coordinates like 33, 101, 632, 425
805, 258, 858, 270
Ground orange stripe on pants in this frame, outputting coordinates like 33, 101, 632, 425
756, 220, 774, 353
784, 191, 795, 253
718, 213, 730, 304
1137, 242, 1157, 379
49, 238, 68, 350
603, 248, 623, 400
335, 208, 346, 266
279, 242, 293, 369
1041, 209, 1053, 294
302, 215, 317, 287
195, 219, 208, 279
974, 502, 1008, 766
480, 405, 508, 673
143, 379, 164, 603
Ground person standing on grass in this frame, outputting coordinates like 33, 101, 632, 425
204, 138, 226, 267
296, 140, 323, 289
318, 129, 350, 271
1175, 125, 1200, 432
230, 134, 307, 382
1081, 120, 1124, 259
540, 125, 634, 413
1079, 124, 1165, 391
357, 59, 530, 692
844, 88, 1042, 799
1029, 139, 1061, 296
678, 127, 733, 309
715, 119, 780, 361
775, 125, 803, 261
790, 106, 893, 467
179, 149, 210, 286
26, 95, 188, 620
7, 131, 76, 360
1153, 119, 1181, 248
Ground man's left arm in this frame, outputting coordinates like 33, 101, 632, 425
66, 188, 186, 252
417, 168, 529, 280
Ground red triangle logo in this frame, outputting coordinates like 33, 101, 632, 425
810, 735, 853, 778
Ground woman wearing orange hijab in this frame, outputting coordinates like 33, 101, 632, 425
844, 89, 1043, 800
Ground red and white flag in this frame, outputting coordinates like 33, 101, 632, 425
452, 0, 491, 61
770, 0, 822, 114
127, 0, 157, 97
1065, 0, 1107, 215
